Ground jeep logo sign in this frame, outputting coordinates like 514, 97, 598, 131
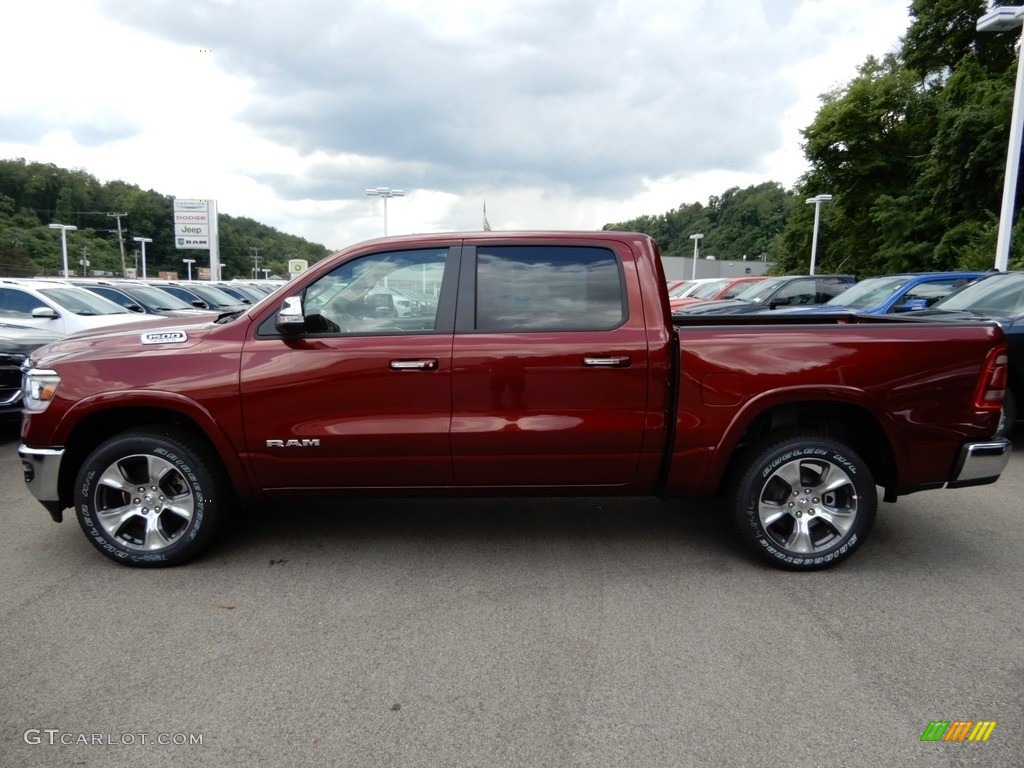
141, 330, 188, 345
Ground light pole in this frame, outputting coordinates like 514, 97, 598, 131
365, 187, 405, 235
978, 5, 1024, 271
48, 222, 77, 278
182, 258, 196, 280
689, 233, 704, 279
805, 194, 833, 275
133, 236, 152, 278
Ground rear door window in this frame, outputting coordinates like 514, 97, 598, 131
473, 245, 626, 331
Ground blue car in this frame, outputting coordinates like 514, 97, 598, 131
774, 272, 985, 315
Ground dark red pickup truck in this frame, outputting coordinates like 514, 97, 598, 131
17, 231, 1012, 569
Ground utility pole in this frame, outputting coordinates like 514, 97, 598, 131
80, 246, 90, 276
106, 212, 129, 276
250, 246, 261, 279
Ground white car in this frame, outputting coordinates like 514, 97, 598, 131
0, 278, 153, 337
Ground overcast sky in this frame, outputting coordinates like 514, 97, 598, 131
1, 0, 913, 250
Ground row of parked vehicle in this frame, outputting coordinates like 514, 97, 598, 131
669, 270, 1024, 436
0, 277, 286, 419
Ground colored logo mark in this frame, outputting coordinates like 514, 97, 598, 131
920, 720, 997, 742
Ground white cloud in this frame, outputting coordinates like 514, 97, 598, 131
0, 0, 911, 250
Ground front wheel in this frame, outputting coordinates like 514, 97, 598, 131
728, 432, 877, 570
74, 427, 232, 567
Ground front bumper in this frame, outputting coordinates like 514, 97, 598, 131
18, 445, 66, 522
948, 438, 1013, 489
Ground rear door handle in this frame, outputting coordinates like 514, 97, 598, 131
583, 356, 631, 368
389, 359, 439, 371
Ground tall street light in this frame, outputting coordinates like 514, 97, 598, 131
365, 187, 405, 235
805, 194, 833, 275
689, 233, 704, 279
133, 236, 152, 279
48, 222, 77, 278
978, 5, 1024, 271
182, 258, 196, 280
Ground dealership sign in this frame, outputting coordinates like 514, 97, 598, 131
173, 199, 214, 250
172, 197, 222, 280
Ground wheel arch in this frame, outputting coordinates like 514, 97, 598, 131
55, 405, 252, 511
713, 399, 896, 497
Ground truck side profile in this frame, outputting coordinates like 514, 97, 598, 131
17, 231, 1012, 569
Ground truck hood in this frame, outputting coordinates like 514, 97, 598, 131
28, 313, 232, 369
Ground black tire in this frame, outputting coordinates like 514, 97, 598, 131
74, 426, 232, 567
728, 431, 877, 570
996, 388, 1017, 439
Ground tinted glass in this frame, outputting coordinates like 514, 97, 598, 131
304, 248, 446, 334
475, 246, 625, 331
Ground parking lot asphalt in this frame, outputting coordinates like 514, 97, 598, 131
1, 420, 1021, 768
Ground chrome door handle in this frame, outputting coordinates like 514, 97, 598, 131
389, 359, 439, 371
583, 356, 631, 368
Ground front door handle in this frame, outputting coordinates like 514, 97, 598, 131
583, 356, 631, 368
390, 359, 439, 371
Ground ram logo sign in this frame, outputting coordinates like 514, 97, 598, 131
266, 439, 321, 448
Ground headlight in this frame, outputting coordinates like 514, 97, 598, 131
22, 368, 61, 413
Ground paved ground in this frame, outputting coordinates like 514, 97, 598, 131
1, 421, 1021, 767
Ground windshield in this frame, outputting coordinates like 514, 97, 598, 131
824, 276, 909, 309
39, 286, 133, 316
688, 279, 730, 300
668, 281, 696, 298
181, 284, 247, 308
732, 277, 788, 303
121, 285, 197, 310
931, 273, 1024, 316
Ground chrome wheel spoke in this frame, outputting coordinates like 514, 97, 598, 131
784, 518, 816, 554
759, 504, 790, 528
97, 463, 131, 492
97, 505, 138, 536
816, 508, 856, 537
142, 519, 175, 551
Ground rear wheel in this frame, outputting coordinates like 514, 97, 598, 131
729, 432, 877, 570
996, 388, 1017, 439
74, 426, 231, 567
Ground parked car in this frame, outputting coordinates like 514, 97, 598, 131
0, 278, 153, 336
146, 281, 249, 313
67, 279, 218, 318
674, 275, 856, 315
670, 276, 768, 311
1, 323, 62, 420
667, 278, 718, 301
211, 282, 268, 304
916, 270, 1024, 436
774, 272, 985, 315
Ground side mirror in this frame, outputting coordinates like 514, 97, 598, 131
31, 307, 59, 319
275, 295, 306, 335
897, 299, 928, 312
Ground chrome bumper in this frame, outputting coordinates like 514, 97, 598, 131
18, 444, 66, 522
949, 439, 1012, 488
